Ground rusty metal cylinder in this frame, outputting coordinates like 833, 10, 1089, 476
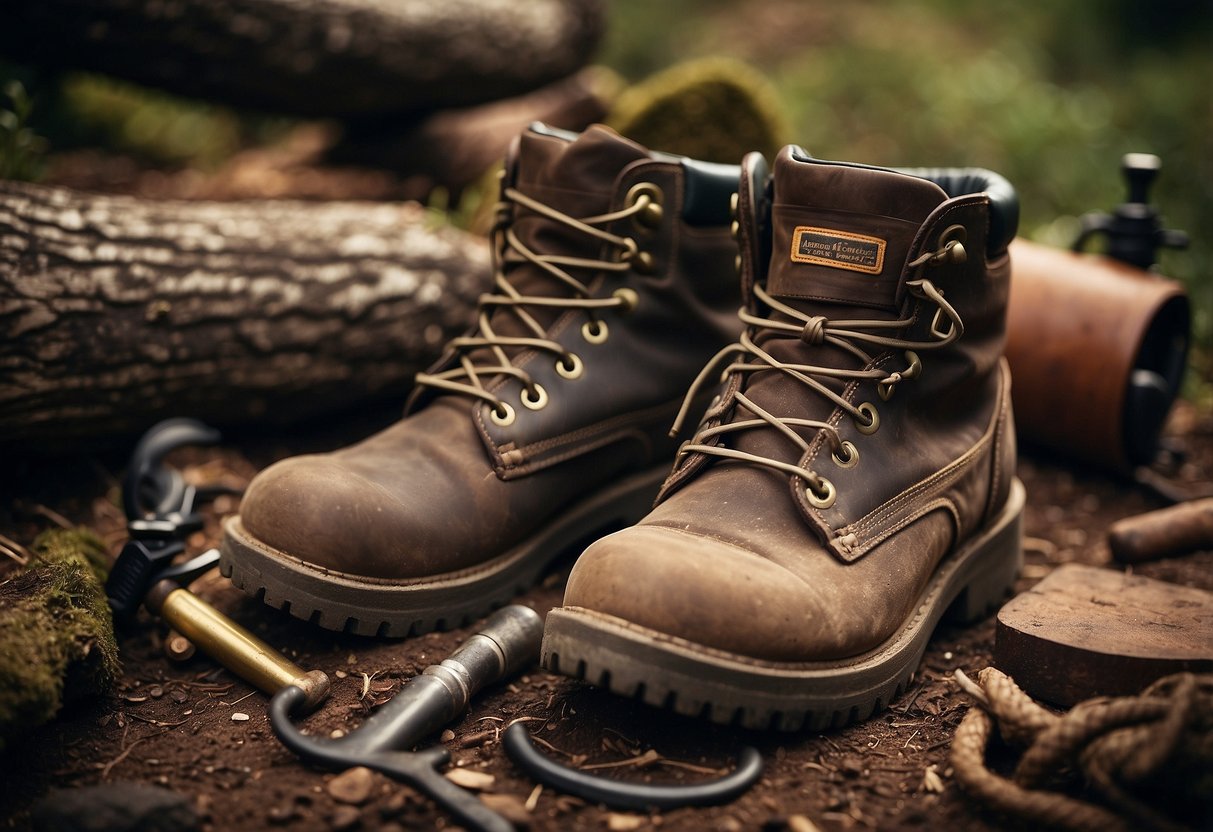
1005, 239, 1189, 473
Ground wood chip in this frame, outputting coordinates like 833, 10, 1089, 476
607, 813, 645, 831
328, 766, 376, 804
788, 816, 824, 832
921, 764, 945, 793
444, 768, 495, 791
231, 712, 250, 722
480, 793, 531, 825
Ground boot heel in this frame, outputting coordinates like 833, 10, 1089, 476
946, 480, 1025, 624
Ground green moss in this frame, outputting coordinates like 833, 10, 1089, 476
0, 528, 120, 750
608, 58, 789, 164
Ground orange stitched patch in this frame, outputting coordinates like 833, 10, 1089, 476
790, 226, 886, 275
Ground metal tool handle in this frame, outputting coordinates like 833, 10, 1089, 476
345, 604, 543, 754
147, 579, 330, 710
269, 605, 543, 832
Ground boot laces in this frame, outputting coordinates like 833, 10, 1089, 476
669, 244, 965, 508
414, 185, 656, 421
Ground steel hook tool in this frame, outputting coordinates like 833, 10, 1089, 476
503, 722, 763, 811
270, 605, 544, 832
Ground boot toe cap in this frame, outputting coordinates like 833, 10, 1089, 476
563, 524, 862, 662
236, 456, 424, 579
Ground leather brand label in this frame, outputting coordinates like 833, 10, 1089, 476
790, 226, 886, 275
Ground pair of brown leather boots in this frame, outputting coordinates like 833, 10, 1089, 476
220, 124, 1023, 731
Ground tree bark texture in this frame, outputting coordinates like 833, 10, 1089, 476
0, 181, 491, 447
0, 0, 606, 117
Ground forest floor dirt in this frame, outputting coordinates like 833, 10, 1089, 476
1, 399, 1210, 832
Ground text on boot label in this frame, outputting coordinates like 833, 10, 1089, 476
790, 226, 886, 275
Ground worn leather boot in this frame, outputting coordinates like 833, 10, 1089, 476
542, 147, 1024, 730
220, 124, 742, 635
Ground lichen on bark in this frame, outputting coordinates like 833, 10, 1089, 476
0, 528, 120, 750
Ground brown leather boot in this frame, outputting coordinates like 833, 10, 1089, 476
542, 147, 1024, 730
219, 124, 742, 635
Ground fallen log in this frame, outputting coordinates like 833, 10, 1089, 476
0, 0, 606, 117
0, 181, 491, 448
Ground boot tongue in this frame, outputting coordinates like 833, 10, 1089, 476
766, 148, 948, 313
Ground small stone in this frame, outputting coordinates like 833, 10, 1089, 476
479, 794, 531, 826
444, 768, 495, 791
607, 813, 645, 831
329, 729, 346, 739
716, 817, 743, 832
149, 685, 164, 698
231, 712, 250, 722
330, 805, 361, 830
440, 729, 455, 742
328, 767, 375, 804
171, 689, 189, 703
788, 816, 823, 832
379, 792, 408, 818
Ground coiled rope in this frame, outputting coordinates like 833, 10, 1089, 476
950, 667, 1213, 832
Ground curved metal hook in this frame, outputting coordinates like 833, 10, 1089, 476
502, 722, 763, 811
122, 418, 222, 520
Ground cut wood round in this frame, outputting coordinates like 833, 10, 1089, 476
0, 181, 491, 448
993, 563, 1213, 707
0, 0, 607, 117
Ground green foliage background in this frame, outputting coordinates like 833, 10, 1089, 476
601, 0, 1212, 385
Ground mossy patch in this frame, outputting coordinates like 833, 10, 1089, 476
608, 57, 789, 164
0, 528, 120, 750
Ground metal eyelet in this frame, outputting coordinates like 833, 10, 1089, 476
521, 384, 548, 410
940, 223, 967, 246
854, 402, 880, 435
806, 477, 836, 509
902, 350, 922, 379
613, 287, 639, 314
832, 440, 859, 468
631, 250, 655, 274
626, 182, 664, 229
556, 353, 583, 379
490, 402, 516, 426
582, 319, 609, 344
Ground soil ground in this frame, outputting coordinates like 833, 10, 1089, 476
0, 399, 1210, 832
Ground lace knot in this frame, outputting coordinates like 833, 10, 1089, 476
799, 316, 828, 346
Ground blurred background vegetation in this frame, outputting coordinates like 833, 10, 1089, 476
2, 0, 1210, 395
600, 0, 1212, 392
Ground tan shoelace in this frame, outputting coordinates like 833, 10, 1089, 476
670, 244, 965, 509
414, 185, 657, 423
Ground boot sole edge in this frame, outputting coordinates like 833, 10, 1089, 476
218, 464, 671, 637
540, 477, 1025, 731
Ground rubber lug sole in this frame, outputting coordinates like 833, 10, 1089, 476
541, 477, 1025, 731
219, 465, 670, 637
